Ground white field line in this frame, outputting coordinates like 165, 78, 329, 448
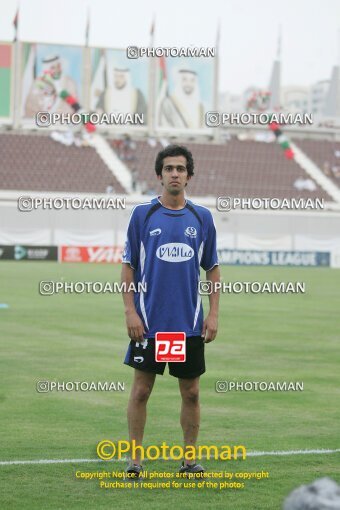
0, 449, 339, 466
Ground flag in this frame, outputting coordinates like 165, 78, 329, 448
150, 17, 155, 38
21, 43, 36, 116
150, 16, 155, 47
158, 55, 167, 95
90, 48, 106, 110
155, 55, 167, 124
0, 44, 12, 117
13, 6, 19, 42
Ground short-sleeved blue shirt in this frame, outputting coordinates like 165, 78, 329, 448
122, 197, 218, 338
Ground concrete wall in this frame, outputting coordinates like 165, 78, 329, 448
1, 192, 340, 257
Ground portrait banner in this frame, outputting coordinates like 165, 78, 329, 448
21, 43, 84, 123
155, 55, 215, 131
90, 48, 149, 129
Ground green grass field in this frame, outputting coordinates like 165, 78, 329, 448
1, 261, 339, 510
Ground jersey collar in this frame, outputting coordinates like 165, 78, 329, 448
155, 196, 188, 211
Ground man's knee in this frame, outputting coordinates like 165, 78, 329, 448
131, 382, 153, 403
181, 387, 200, 405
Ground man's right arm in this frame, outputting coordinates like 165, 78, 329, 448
121, 263, 145, 342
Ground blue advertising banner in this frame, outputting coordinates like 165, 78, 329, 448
217, 250, 330, 267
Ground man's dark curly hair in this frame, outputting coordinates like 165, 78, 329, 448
155, 145, 194, 177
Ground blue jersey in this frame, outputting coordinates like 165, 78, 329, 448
122, 197, 218, 338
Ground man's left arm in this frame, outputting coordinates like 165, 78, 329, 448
201, 265, 220, 343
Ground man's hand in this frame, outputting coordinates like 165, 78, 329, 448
201, 312, 218, 343
125, 310, 145, 342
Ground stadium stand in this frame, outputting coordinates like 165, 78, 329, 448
0, 131, 337, 202
110, 137, 333, 200
294, 138, 340, 186
0, 132, 125, 194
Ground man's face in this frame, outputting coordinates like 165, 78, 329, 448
114, 71, 127, 90
158, 155, 191, 195
50, 62, 62, 80
181, 73, 196, 95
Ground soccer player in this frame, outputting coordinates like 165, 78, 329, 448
121, 145, 220, 477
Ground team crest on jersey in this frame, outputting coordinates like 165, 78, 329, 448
149, 228, 162, 236
185, 226, 197, 238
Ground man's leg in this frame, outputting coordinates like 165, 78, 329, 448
178, 377, 200, 464
127, 369, 156, 465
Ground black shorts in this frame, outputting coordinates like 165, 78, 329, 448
124, 336, 205, 379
